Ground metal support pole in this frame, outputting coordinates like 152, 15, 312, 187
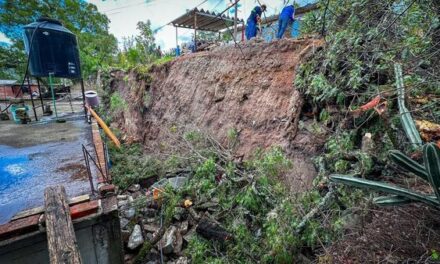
27, 76, 38, 121
37, 78, 44, 115
194, 11, 197, 52
234, 1, 238, 40
175, 26, 178, 47
48, 73, 59, 119
80, 78, 87, 120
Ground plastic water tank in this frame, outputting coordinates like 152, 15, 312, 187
23, 17, 81, 79
85, 91, 99, 107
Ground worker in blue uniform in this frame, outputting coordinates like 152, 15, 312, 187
277, 4, 295, 39
245, 4, 267, 40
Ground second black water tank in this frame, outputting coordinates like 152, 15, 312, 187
23, 17, 81, 79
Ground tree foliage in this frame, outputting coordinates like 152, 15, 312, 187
297, 0, 440, 109
0, 0, 118, 79
116, 20, 160, 68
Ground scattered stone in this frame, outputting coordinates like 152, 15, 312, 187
118, 199, 129, 208
176, 257, 189, 264
127, 224, 144, 250
173, 231, 183, 254
146, 232, 154, 241
141, 208, 157, 217
196, 201, 219, 210
173, 207, 186, 221
179, 220, 189, 235
131, 191, 143, 199
143, 217, 157, 224
158, 226, 177, 254
167, 177, 187, 189
120, 218, 130, 229
124, 207, 136, 219
117, 195, 128, 200
128, 195, 134, 203
183, 227, 196, 243
128, 184, 141, 193
144, 223, 160, 233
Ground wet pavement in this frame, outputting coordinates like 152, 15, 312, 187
0, 116, 97, 224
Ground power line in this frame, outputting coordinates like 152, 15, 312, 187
102, 0, 155, 13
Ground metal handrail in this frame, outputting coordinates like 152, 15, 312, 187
82, 144, 108, 194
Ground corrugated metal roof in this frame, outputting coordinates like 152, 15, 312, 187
170, 8, 243, 32
0, 80, 17, 86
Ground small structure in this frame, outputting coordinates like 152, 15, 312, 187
170, 8, 244, 51
0, 79, 39, 99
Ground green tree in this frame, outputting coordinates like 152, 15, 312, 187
0, 0, 118, 79
116, 20, 159, 68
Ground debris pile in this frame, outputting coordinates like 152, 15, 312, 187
117, 180, 234, 264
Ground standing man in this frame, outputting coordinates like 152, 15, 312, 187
277, 4, 295, 39
245, 4, 267, 40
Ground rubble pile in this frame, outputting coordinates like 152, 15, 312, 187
117, 181, 232, 264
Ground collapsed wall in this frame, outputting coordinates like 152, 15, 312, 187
106, 38, 324, 190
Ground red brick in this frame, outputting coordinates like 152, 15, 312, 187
70, 200, 99, 220
0, 214, 40, 241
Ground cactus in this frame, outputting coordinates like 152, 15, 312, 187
389, 150, 428, 181
331, 174, 440, 207
423, 143, 440, 201
330, 143, 440, 208
394, 63, 423, 146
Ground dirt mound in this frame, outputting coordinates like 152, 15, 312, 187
107, 38, 324, 190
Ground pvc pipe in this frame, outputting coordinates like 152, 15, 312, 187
87, 106, 121, 148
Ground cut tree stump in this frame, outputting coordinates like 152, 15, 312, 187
44, 186, 82, 264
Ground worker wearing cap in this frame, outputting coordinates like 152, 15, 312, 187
245, 4, 267, 40
277, 4, 295, 39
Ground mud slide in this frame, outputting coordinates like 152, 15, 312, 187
107, 38, 324, 190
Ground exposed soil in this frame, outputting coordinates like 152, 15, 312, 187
107, 38, 325, 191
56, 163, 88, 180
323, 204, 440, 263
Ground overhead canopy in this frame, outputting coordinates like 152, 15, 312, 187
170, 8, 243, 32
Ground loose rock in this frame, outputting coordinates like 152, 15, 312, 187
128, 224, 144, 250
158, 226, 177, 254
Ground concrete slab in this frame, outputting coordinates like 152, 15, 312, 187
0, 116, 98, 224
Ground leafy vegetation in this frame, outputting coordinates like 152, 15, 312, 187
0, 0, 118, 79
110, 128, 363, 263
331, 143, 440, 208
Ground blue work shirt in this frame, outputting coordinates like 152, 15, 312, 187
248, 6, 262, 23
280, 5, 295, 21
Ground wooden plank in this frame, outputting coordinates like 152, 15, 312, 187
45, 186, 82, 264
12, 195, 90, 221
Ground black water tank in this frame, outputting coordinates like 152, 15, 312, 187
23, 17, 81, 79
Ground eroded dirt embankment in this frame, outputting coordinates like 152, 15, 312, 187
106, 38, 325, 190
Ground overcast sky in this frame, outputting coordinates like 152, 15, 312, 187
88, 0, 305, 50
0, 0, 311, 49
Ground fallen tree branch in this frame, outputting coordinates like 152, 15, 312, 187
295, 185, 335, 235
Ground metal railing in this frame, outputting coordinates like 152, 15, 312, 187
82, 144, 108, 194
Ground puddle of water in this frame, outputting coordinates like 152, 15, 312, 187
0, 121, 97, 224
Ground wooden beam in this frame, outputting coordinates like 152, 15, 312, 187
45, 186, 82, 264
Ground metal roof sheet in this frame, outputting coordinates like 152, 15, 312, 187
170, 8, 243, 32
0, 80, 17, 86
